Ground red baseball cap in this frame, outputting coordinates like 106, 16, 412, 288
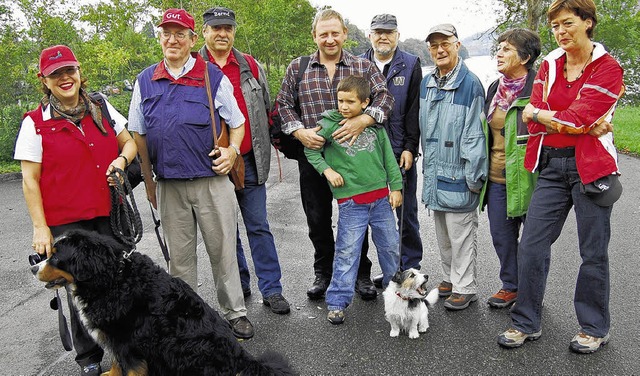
157, 8, 195, 31
38, 45, 80, 77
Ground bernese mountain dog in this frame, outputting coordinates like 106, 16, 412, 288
31, 229, 295, 376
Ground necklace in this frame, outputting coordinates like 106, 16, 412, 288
564, 44, 595, 88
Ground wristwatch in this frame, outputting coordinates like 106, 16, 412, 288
532, 108, 541, 123
229, 144, 240, 156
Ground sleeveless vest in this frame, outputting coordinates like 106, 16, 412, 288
136, 58, 224, 179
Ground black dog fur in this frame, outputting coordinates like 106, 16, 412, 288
31, 229, 295, 376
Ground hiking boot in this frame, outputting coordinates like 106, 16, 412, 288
438, 281, 453, 297
497, 328, 542, 348
355, 277, 377, 301
229, 316, 254, 339
327, 309, 345, 325
487, 289, 517, 308
263, 293, 291, 314
80, 363, 102, 376
569, 332, 610, 354
443, 293, 478, 310
372, 273, 384, 289
307, 275, 330, 300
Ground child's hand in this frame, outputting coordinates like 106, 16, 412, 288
389, 191, 402, 209
324, 168, 344, 188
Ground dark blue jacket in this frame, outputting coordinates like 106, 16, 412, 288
361, 48, 421, 157
137, 61, 224, 179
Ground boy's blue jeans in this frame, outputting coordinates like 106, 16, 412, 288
326, 197, 399, 311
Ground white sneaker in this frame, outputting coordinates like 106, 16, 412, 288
569, 332, 610, 353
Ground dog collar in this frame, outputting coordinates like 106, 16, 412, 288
396, 291, 411, 300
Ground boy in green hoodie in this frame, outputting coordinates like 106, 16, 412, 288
305, 75, 402, 325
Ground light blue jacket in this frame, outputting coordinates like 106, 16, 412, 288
419, 60, 487, 212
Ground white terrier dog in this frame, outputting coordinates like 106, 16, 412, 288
382, 269, 439, 339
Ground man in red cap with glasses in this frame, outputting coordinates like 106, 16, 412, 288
129, 8, 254, 339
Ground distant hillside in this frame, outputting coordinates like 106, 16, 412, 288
462, 29, 496, 56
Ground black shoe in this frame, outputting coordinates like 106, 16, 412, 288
263, 293, 291, 314
307, 276, 330, 300
80, 363, 102, 376
229, 316, 254, 339
242, 286, 252, 298
355, 277, 377, 301
372, 273, 383, 289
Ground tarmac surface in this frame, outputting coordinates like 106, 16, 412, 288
1, 152, 639, 375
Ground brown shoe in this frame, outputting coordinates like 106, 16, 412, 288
229, 316, 254, 339
487, 289, 517, 308
438, 281, 453, 297
443, 293, 478, 310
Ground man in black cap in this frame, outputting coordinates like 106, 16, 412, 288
419, 23, 487, 311
199, 6, 291, 315
360, 14, 424, 288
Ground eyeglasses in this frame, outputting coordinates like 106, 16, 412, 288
46, 66, 79, 79
158, 30, 192, 41
428, 40, 458, 51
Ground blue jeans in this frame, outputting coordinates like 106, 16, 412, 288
511, 155, 611, 337
487, 181, 523, 292
298, 155, 371, 279
362, 164, 423, 271
236, 151, 283, 298
326, 197, 400, 311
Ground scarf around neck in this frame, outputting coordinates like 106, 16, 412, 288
487, 74, 527, 122
42, 89, 107, 134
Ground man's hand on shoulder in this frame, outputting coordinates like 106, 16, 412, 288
333, 113, 374, 145
294, 127, 324, 150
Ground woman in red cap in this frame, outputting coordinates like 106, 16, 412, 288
14, 45, 137, 376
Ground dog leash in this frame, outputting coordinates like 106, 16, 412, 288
149, 201, 170, 268
109, 167, 143, 249
52, 290, 73, 351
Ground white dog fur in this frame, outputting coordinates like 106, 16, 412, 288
383, 268, 439, 339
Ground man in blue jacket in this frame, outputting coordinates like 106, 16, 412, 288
419, 23, 487, 311
360, 14, 424, 287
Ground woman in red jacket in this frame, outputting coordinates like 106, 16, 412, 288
496, 0, 624, 354
14, 45, 137, 375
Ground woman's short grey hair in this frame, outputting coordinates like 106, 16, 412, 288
497, 28, 541, 70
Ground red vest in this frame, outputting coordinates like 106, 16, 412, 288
26, 105, 118, 226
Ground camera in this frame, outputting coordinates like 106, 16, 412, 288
28, 253, 47, 266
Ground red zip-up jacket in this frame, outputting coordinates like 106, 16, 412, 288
523, 43, 624, 184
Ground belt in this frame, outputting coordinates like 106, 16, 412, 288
542, 146, 575, 158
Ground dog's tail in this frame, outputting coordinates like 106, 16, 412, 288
424, 288, 439, 306
241, 351, 297, 376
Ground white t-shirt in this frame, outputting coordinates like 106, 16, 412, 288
14, 100, 127, 163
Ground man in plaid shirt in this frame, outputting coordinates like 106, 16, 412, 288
276, 8, 394, 301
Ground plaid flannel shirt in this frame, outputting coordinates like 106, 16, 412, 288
277, 50, 393, 135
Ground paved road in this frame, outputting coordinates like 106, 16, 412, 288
1, 153, 639, 375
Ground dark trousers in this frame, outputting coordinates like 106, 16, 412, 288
50, 217, 110, 367
235, 151, 283, 298
510, 155, 611, 337
487, 181, 524, 292
298, 154, 370, 279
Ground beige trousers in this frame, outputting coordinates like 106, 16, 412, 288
433, 210, 479, 294
158, 176, 246, 320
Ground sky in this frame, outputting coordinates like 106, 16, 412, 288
310, 0, 500, 41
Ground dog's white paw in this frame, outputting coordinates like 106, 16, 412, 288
418, 325, 428, 333
408, 330, 420, 339
389, 329, 400, 337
